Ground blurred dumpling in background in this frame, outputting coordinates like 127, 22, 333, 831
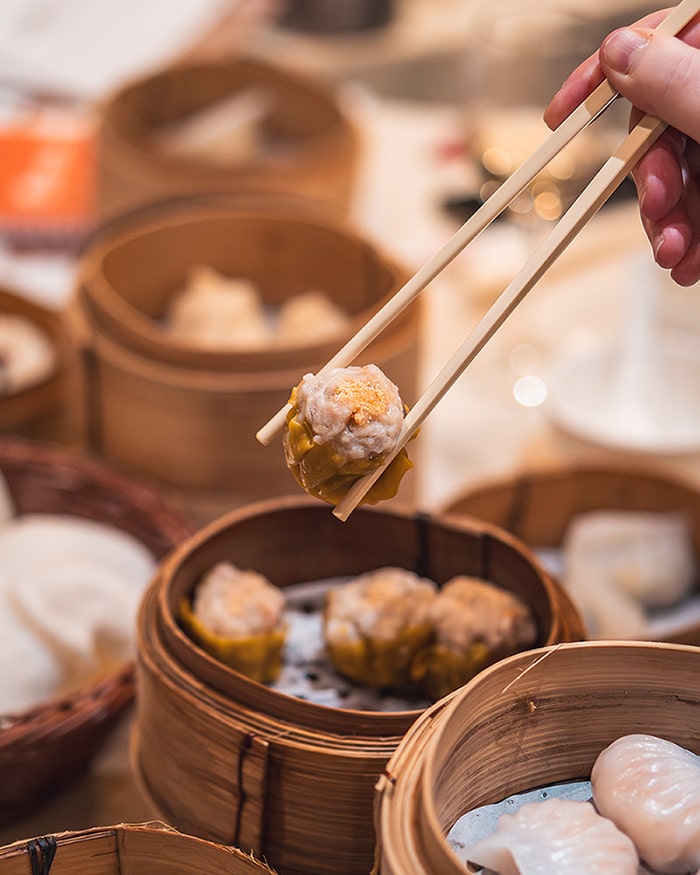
0, 314, 56, 395
283, 364, 412, 505
323, 566, 437, 689
165, 265, 271, 349
277, 289, 350, 346
151, 87, 276, 167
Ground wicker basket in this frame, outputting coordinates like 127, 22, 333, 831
133, 496, 584, 875
0, 823, 276, 875
374, 640, 700, 875
0, 438, 192, 825
69, 197, 420, 521
0, 288, 75, 443
95, 57, 358, 221
444, 463, 700, 644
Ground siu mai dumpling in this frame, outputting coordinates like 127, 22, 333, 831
414, 576, 537, 700
592, 734, 700, 874
323, 567, 437, 689
277, 289, 350, 346
166, 265, 271, 349
181, 561, 286, 683
463, 798, 639, 875
283, 364, 412, 506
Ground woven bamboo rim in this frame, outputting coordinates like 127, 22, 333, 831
77, 195, 414, 373
0, 288, 74, 442
374, 639, 700, 875
444, 462, 700, 644
0, 438, 192, 824
95, 57, 358, 219
0, 823, 277, 874
133, 496, 584, 875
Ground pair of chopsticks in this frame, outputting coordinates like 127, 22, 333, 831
257, 0, 700, 521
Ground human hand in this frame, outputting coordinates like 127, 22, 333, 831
544, 10, 700, 286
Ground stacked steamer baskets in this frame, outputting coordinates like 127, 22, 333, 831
0, 824, 277, 875
374, 640, 700, 874
0, 287, 75, 443
68, 196, 421, 522
445, 464, 700, 645
94, 57, 358, 222
133, 496, 585, 875
0, 438, 191, 825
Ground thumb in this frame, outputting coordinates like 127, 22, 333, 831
601, 27, 700, 143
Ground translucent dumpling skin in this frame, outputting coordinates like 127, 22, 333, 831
283, 365, 413, 506
463, 798, 638, 875
592, 734, 700, 874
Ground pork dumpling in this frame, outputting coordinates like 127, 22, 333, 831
463, 798, 639, 875
283, 364, 412, 506
181, 561, 287, 683
166, 265, 271, 349
277, 290, 350, 345
591, 734, 700, 874
413, 576, 538, 700
323, 567, 437, 689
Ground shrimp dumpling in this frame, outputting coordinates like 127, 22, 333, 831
283, 364, 412, 506
591, 734, 700, 874
180, 561, 287, 683
463, 798, 638, 875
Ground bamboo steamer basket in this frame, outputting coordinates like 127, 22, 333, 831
0, 288, 75, 443
0, 438, 192, 825
374, 639, 700, 875
0, 823, 276, 875
70, 198, 420, 518
133, 496, 585, 875
95, 57, 358, 221
444, 463, 700, 645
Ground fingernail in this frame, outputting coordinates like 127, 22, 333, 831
602, 28, 649, 74
653, 232, 665, 260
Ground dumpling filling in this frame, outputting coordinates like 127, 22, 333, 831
283, 364, 412, 505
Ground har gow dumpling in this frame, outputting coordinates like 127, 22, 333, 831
591, 734, 700, 874
283, 364, 412, 506
463, 798, 638, 875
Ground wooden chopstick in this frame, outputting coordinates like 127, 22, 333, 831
256, 0, 699, 450
255, 91, 618, 448
333, 111, 669, 520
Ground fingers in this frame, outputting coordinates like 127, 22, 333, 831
601, 26, 700, 143
543, 9, 673, 129
632, 129, 686, 222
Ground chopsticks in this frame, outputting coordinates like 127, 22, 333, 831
256, 0, 700, 520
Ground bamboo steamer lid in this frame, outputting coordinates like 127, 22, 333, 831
0, 287, 75, 443
70, 198, 420, 518
0, 823, 277, 875
133, 497, 585, 875
95, 57, 358, 221
374, 640, 700, 875
444, 463, 700, 644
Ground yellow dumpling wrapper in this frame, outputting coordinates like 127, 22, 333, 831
283, 382, 413, 506
179, 598, 286, 684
